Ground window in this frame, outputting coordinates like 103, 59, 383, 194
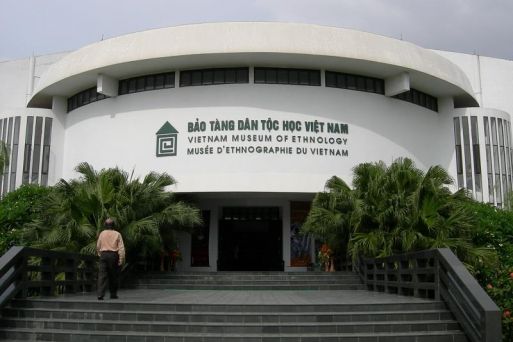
119, 71, 175, 95
22, 116, 33, 184
67, 87, 107, 112
471, 116, 482, 198
180, 68, 248, 87
41, 118, 53, 186
31, 117, 43, 184
484, 117, 494, 203
461, 117, 473, 191
454, 117, 463, 188
9, 117, 20, 191
326, 71, 384, 95
393, 88, 438, 112
255, 68, 320, 86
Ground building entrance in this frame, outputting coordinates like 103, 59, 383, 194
218, 207, 283, 271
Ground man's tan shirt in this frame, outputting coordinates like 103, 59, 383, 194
96, 230, 125, 265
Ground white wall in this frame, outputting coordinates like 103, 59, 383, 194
63, 82, 455, 194
434, 50, 513, 116
0, 53, 69, 190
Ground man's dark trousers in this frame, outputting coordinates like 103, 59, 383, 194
97, 251, 120, 298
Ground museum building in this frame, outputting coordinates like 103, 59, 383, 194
1, 22, 513, 272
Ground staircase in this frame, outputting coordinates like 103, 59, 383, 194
0, 271, 468, 341
130, 271, 366, 290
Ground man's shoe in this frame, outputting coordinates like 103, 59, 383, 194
110, 295, 118, 299
97, 296, 104, 300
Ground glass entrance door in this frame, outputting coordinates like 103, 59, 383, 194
218, 207, 283, 271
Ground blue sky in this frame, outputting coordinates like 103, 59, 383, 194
1, 0, 512, 61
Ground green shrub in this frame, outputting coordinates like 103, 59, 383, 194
0, 184, 51, 254
465, 201, 513, 340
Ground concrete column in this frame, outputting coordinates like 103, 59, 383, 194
385, 72, 410, 97
26, 55, 36, 105
438, 97, 455, 115
97, 74, 118, 97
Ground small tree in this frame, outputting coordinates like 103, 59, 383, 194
24, 162, 202, 262
303, 158, 496, 269
0, 184, 51, 254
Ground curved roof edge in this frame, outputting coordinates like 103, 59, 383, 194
28, 22, 478, 108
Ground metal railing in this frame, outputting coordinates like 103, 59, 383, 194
356, 248, 501, 342
0, 246, 97, 309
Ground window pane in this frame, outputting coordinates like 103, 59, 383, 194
214, 70, 224, 84
486, 145, 492, 175
336, 74, 346, 88
145, 75, 155, 90
473, 145, 481, 174
365, 78, 374, 92
266, 69, 277, 83
31, 117, 43, 184
499, 119, 505, 146
284, 70, 296, 84
454, 117, 461, 145
310, 71, 320, 86
277, 69, 288, 84
325, 72, 336, 87
462, 117, 473, 190
225, 69, 236, 83
236, 68, 248, 83
191, 71, 202, 86
491, 118, 498, 145
179, 71, 191, 87
484, 117, 490, 144
128, 79, 136, 93
375, 79, 384, 94
356, 76, 365, 91
202, 70, 213, 85
298, 71, 309, 85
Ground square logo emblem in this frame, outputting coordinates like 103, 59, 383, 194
156, 122, 178, 157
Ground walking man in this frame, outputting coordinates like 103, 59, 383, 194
96, 218, 125, 300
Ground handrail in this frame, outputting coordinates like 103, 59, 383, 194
356, 248, 501, 342
0, 246, 97, 309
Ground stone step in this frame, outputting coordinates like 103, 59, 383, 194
2, 307, 454, 323
0, 317, 461, 334
141, 272, 359, 279
0, 327, 468, 342
134, 277, 360, 285
131, 283, 366, 291
9, 299, 448, 313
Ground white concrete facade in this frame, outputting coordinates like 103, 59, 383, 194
1, 22, 512, 271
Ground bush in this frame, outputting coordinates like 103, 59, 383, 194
466, 201, 513, 340
0, 184, 51, 254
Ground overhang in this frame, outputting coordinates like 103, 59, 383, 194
28, 22, 479, 108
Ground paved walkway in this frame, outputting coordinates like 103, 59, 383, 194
53, 289, 433, 305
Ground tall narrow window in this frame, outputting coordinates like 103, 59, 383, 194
471, 116, 482, 200
9, 117, 20, 191
31, 117, 43, 184
0, 118, 4, 194
41, 118, 53, 186
484, 117, 494, 203
453, 118, 463, 188
499, 119, 507, 197
461, 117, 473, 191
3, 118, 13, 195
504, 121, 513, 191
491, 118, 502, 206
22, 116, 34, 184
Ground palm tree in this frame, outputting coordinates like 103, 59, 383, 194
24, 162, 202, 262
304, 158, 496, 269
302, 176, 361, 260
